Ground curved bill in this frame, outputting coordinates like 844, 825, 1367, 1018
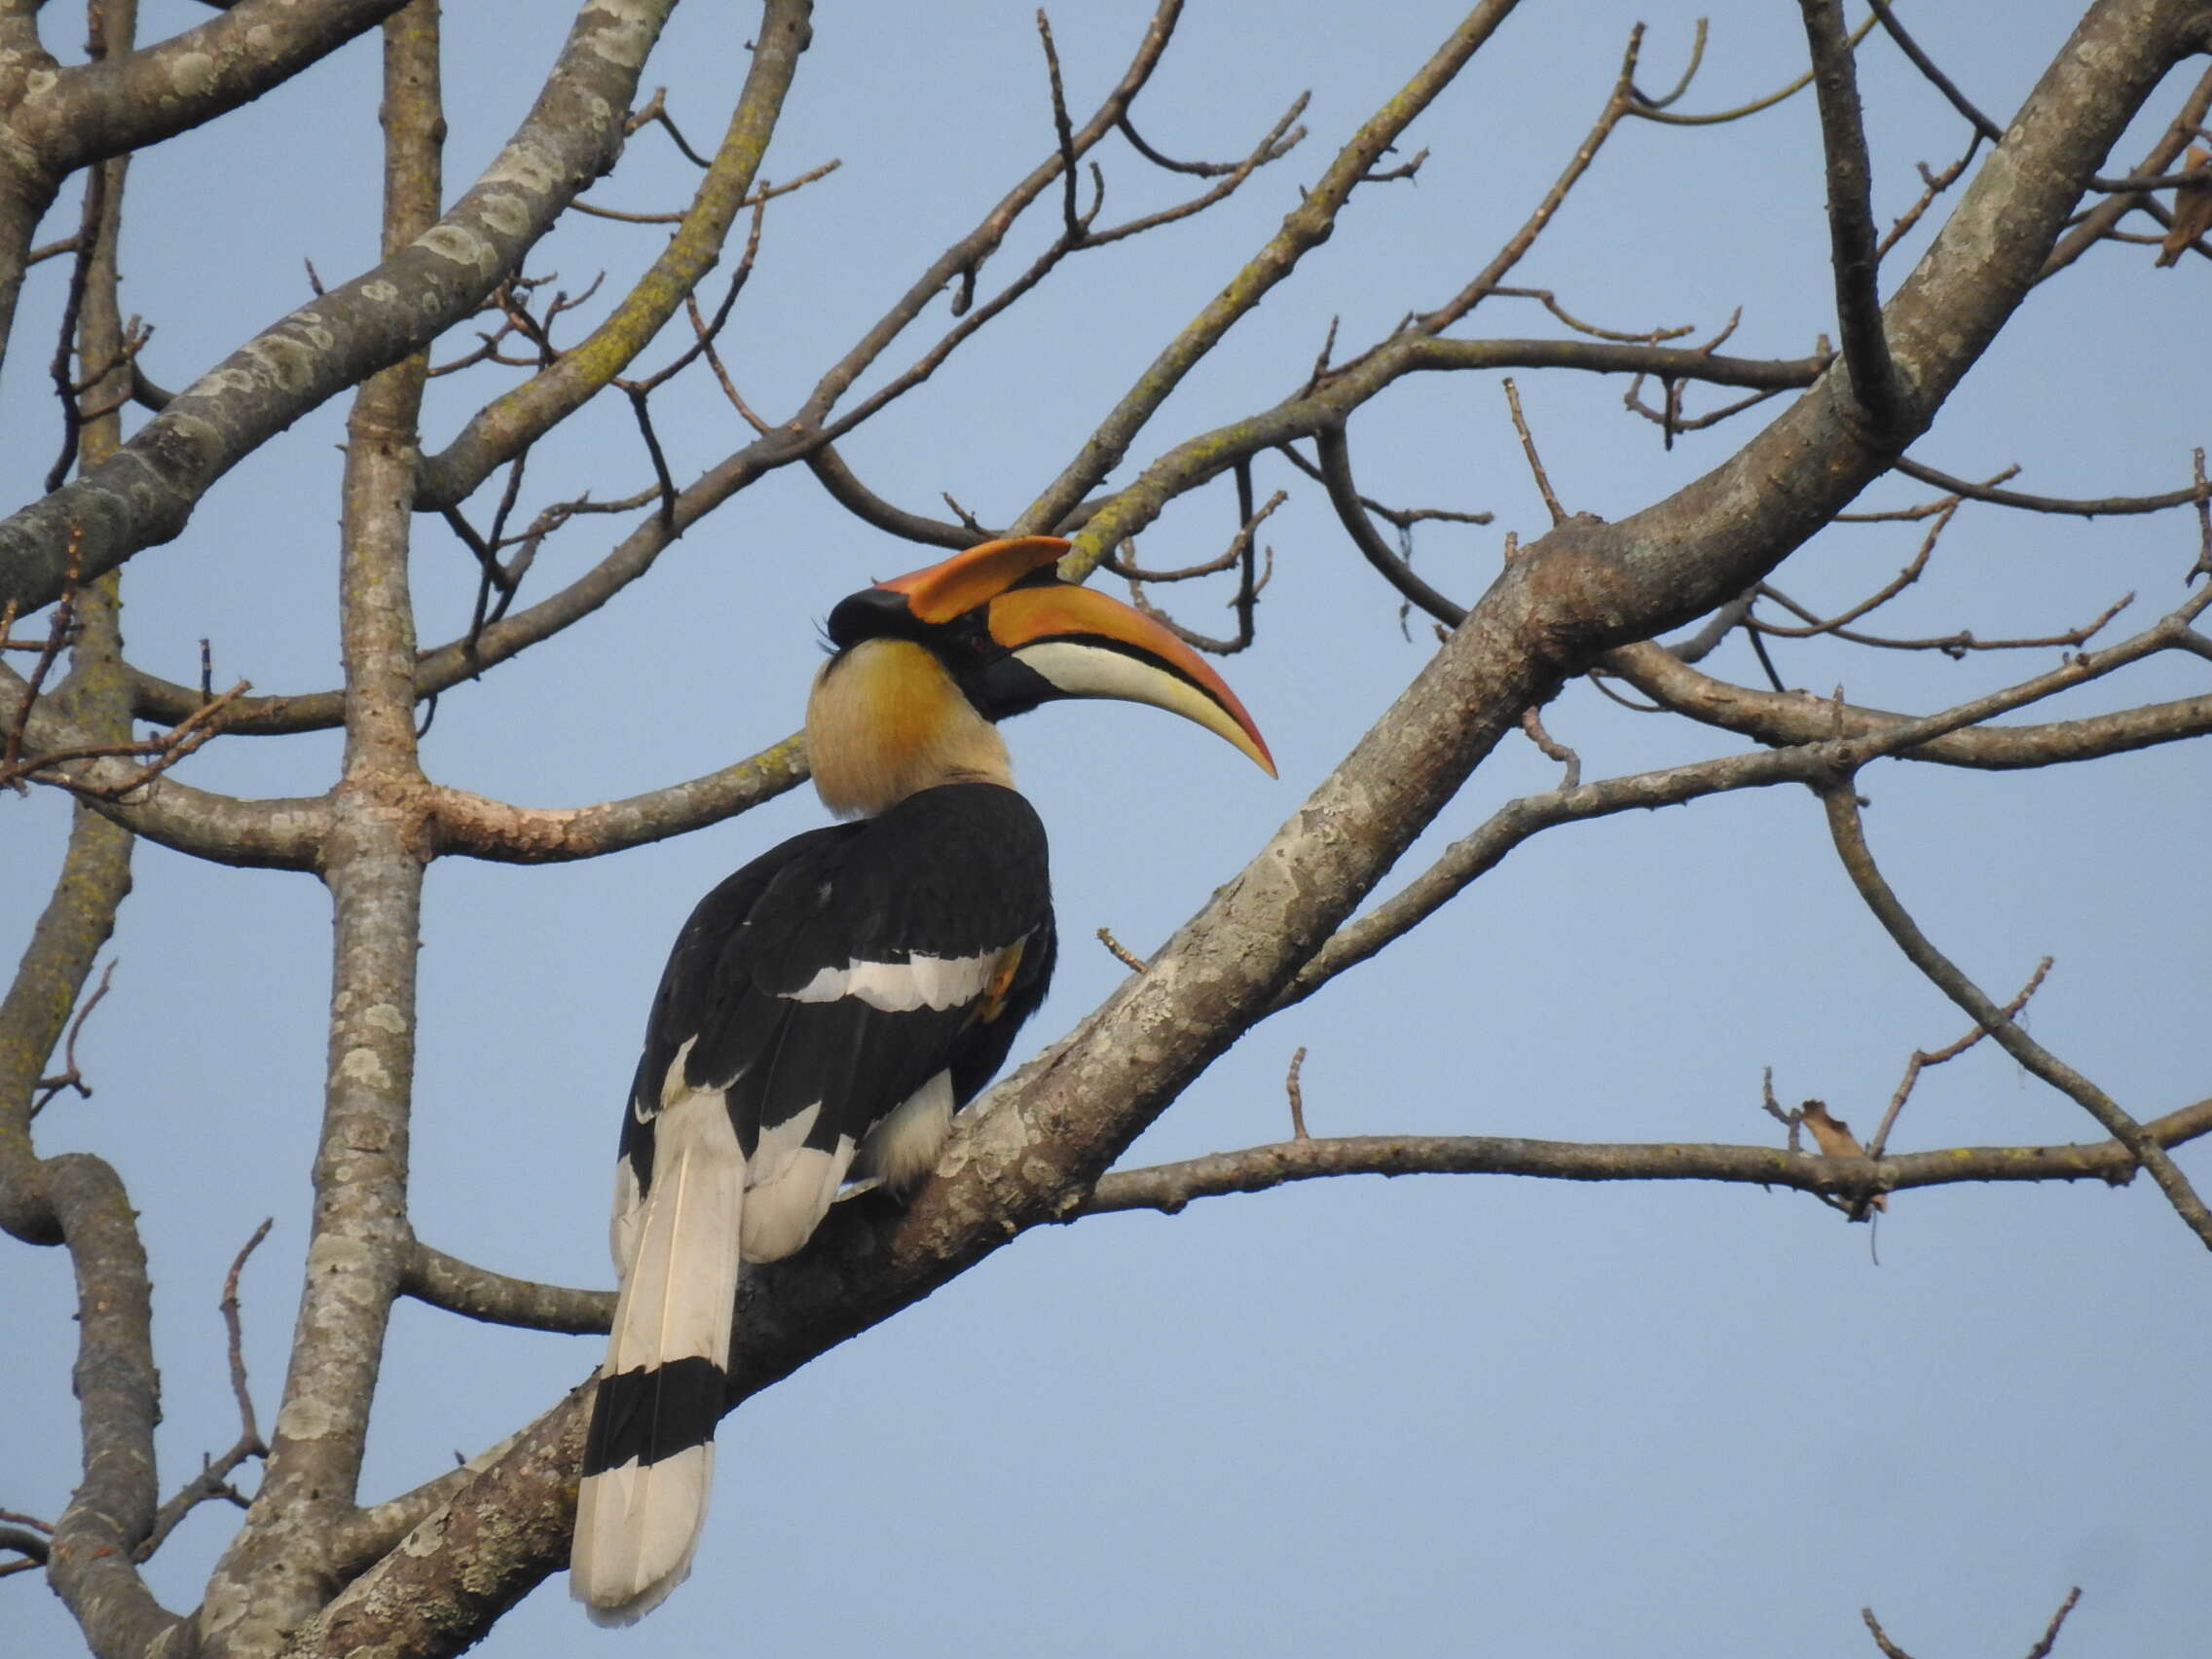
985, 582, 1274, 777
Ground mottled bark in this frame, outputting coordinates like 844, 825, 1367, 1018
198, 12, 441, 1656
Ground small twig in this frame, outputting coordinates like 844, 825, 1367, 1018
1286, 1047, 1310, 1140
630, 86, 715, 166
1877, 138, 1980, 261
2024, 1588, 2083, 1659
221, 1218, 274, 1448
1037, 11, 1086, 245
1634, 9, 1876, 127
1493, 285, 1695, 346
1276, 441, 1491, 530
1819, 780, 2212, 1250
1866, 957, 2052, 1157
626, 387, 679, 537
2189, 447, 2210, 585
1866, 0, 2003, 141
3, 527, 86, 782
1362, 144, 1427, 183
1752, 586, 2131, 659
1500, 378, 1566, 526
133, 1218, 274, 1563
1861, 1606, 1917, 1659
1891, 454, 2212, 518
1303, 314, 1341, 394
30, 959, 117, 1117
940, 494, 987, 536
1760, 1067, 1804, 1152
1518, 706, 1580, 789
1096, 927, 1146, 974
5, 680, 249, 796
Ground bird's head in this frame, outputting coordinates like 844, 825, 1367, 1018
808, 535, 1273, 816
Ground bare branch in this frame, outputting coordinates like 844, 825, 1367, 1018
1018, 0, 1527, 534
1633, 10, 1876, 127
1865, 958, 2052, 1158
1867, 0, 2004, 142
134, 1218, 274, 1563
1819, 782, 2212, 1250
1078, 1097, 2212, 1218
1501, 376, 1567, 525
402, 1241, 611, 1335
1800, 0, 1903, 439
2025, 1588, 2083, 1659
17, 0, 410, 174
416, 0, 812, 509
1892, 452, 2212, 516
0, 0, 682, 614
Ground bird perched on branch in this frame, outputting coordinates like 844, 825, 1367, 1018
571, 535, 1272, 1623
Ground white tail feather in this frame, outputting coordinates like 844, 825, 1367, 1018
571, 1089, 745, 1623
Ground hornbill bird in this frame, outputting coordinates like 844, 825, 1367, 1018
571, 535, 1272, 1623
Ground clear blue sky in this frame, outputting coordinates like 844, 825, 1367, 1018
7, 3, 2208, 1654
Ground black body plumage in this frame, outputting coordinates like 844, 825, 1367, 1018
578, 783, 1054, 1518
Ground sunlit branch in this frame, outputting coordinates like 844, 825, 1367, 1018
1077, 1099, 2212, 1218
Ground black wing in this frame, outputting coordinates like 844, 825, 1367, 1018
617, 782, 1054, 1227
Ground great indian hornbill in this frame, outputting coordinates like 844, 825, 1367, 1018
571, 535, 1272, 1623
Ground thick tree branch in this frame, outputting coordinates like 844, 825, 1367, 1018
204, 15, 443, 1648
14, 0, 409, 175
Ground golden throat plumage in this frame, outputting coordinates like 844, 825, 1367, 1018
806, 638, 1012, 818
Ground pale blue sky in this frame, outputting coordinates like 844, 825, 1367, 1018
7, 4, 2208, 1654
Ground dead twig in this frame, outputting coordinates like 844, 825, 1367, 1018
1096, 927, 1146, 974
1861, 1607, 1917, 1659
30, 959, 117, 1118
1501, 378, 1567, 526
1286, 1047, 1310, 1140
1865, 957, 2053, 1158
133, 1217, 274, 1563
1518, 706, 1579, 789
2024, 1588, 2083, 1659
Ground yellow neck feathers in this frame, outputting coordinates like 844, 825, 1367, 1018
806, 639, 1012, 818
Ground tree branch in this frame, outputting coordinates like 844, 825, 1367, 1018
1079, 1098, 2212, 1217
415, 0, 812, 509
401, 1242, 611, 1334
1603, 639, 2212, 770
0, 0, 679, 615
19, 0, 405, 174
1016, 0, 1527, 535
1799, 0, 1903, 440
1818, 781, 2212, 1249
